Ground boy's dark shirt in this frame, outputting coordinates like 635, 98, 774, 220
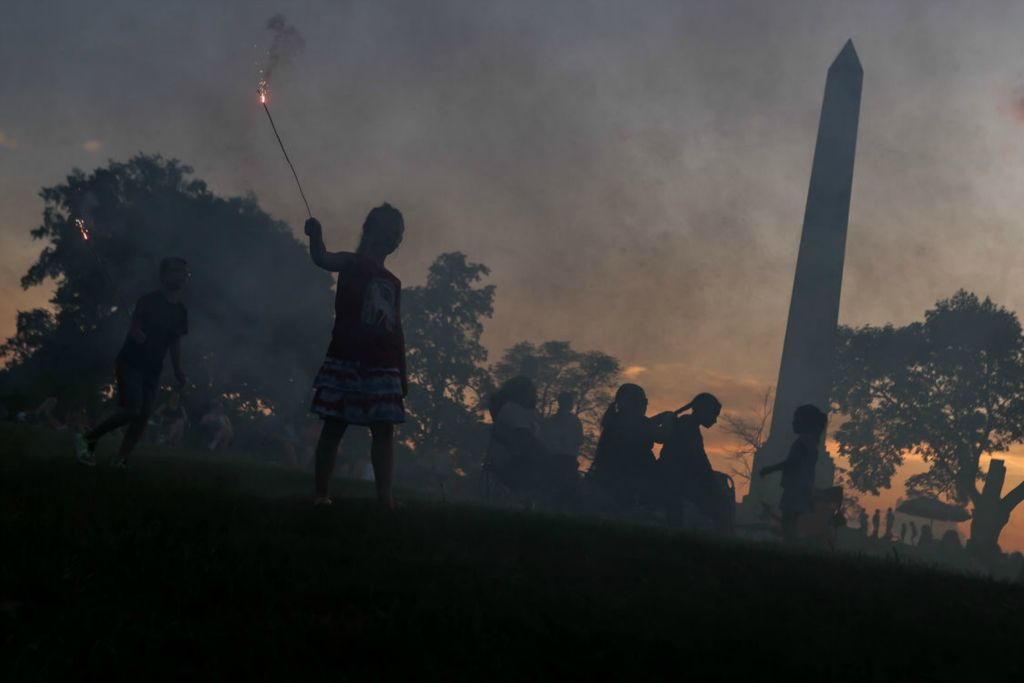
116, 291, 188, 379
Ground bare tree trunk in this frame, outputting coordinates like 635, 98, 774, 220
968, 459, 1010, 561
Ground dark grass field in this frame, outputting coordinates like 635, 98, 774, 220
2, 425, 1023, 681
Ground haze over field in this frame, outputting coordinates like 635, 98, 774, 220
5, 1, 1024, 546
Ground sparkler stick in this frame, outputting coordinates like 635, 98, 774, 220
259, 87, 312, 218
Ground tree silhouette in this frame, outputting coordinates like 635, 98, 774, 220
0, 154, 333, 426
832, 290, 1024, 556
402, 252, 495, 475
722, 386, 773, 483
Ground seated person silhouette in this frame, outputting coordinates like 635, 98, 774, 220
589, 384, 674, 509
486, 376, 556, 505
151, 390, 188, 446
658, 393, 734, 534
541, 391, 585, 481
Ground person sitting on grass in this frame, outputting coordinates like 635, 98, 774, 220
151, 390, 188, 446
541, 391, 585, 482
200, 400, 233, 452
589, 384, 674, 509
304, 205, 408, 509
759, 404, 827, 543
486, 376, 550, 504
75, 257, 190, 467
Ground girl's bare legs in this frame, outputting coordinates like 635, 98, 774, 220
314, 419, 348, 500
369, 422, 395, 508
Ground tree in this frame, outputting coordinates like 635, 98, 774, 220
721, 386, 773, 484
491, 340, 621, 460
401, 252, 495, 471
832, 290, 1024, 557
0, 154, 333, 429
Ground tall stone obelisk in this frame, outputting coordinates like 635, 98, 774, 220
747, 41, 863, 511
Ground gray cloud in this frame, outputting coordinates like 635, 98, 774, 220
4, 0, 1024, 397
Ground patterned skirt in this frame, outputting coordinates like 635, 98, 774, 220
310, 357, 405, 425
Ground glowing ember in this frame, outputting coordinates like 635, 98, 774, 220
258, 78, 268, 104
75, 218, 90, 241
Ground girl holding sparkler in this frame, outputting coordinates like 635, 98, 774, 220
304, 205, 407, 509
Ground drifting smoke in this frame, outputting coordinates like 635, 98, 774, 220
257, 14, 305, 97
1008, 82, 1024, 122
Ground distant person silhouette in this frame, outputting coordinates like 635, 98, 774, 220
75, 257, 190, 467
884, 507, 895, 540
909, 520, 918, 545
589, 384, 674, 508
760, 404, 827, 543
486, 376, 549, 502
152, 390, 188, 446
900, 522, 907, 544
304, 206, 407, 509
541, 391, 585, 480
940, 529, 962, 552
871, 509, 881, 539
659, 393, 733, 534
919, 524, 934, 547
200, 400, 233, 452
859, 509, 869, 536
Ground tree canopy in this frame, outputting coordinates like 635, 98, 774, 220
402, 252, 495, 464
0, 154, 333, 418
832, 290, 1024, 551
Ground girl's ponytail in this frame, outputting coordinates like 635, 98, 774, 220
676, 393, 721, 415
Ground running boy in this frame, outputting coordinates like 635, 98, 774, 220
75, 257, 190, 466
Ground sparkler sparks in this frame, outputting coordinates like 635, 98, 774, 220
257, 83, 312, 217
75, 218, 90, 241
255, 14, 310, 217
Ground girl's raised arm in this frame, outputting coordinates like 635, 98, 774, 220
305, 217, 357, 272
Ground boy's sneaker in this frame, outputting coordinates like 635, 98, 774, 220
313, 496, 333, 507
74, 433, 96, 467
111, 458, 128, 469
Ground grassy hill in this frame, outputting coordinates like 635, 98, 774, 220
2, 424, 1022, 680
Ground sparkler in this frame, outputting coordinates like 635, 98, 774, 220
258, 81, 312, 218
73, 216, 112, 285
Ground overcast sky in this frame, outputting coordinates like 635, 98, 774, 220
5, 0, 1024, 544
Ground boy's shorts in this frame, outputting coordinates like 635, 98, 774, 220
116, 362, 159, 417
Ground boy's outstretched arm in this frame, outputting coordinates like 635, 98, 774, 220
305, 217, 357, 272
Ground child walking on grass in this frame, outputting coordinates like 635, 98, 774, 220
759, 404, 828, 542
304, 204, 407, 509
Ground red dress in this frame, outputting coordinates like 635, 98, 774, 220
310, 254, 406, 425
